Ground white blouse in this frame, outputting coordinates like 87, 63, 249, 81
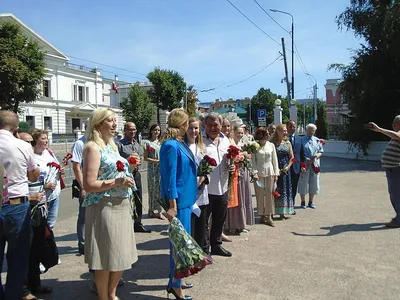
251, 141, 280, 177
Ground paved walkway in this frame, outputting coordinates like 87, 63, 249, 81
4, 157, 399, 299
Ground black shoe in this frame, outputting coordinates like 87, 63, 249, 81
211, 246, 232, 257
134, 224, 151, 233
292, 210, 296, 215
166, 287, 192, 300
78, 247, 84, 255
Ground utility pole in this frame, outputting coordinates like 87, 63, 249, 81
313, 84, 318, 122
281, 38, 291, 107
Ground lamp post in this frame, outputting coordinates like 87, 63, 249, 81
306, 73, 318, 123
270, 9, 294, 104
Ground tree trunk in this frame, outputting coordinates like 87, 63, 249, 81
13, 99, 19, 113
157, 106, 160, 124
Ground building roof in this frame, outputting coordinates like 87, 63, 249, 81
0, 13, 69, 61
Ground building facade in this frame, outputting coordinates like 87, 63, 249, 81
325, 78, 351, 125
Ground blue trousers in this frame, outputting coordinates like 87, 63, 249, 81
386, 167, 400, 224
47, 196, 59, 230
168, 207, 191, 289
0, 201, 31, 300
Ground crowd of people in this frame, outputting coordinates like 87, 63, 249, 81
1, 106, 398, 300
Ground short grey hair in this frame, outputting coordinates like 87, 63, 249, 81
306, 123, 317, 131
204, 112, 222, 125
393, 115, 400, 123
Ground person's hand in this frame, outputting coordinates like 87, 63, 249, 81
81, 190, 86, 198
301, 167, 306, 173
368, 122, 381, 132
117, 177, 135, 188
228, 164, 235, 174
46, 182, 57, 190
59, 166, 65, 175
282, 167, 289, 174
274, 176, 278, 181
130, 153, 141, 166
197, 176, 206, 187
166, 207, 177, 222
29, 192, 45, 203
252, 174, 259, 180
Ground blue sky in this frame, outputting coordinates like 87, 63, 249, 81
3, 0, 361, 103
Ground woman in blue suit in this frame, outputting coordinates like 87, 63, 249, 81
160, 108, 197, 300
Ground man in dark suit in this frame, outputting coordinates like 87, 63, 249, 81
287, 120, 303, 211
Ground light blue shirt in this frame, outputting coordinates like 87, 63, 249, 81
301, 136, 324, 159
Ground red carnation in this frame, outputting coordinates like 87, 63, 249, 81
318, 139, 326, 145
62, 152, 73, 165
128, 157, 137, 165
47, 162, 61, 169
116, 160, 124, 172
205, 155, 217, 167
291, 157, 297, 163
300, 162, 307, 169
147, 145, 154, 152
272, 191, 281, 198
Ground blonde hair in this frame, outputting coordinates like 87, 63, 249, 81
162, 108, 189, 143
184, 117, 204, 153
270, 124, 288, 144
85, 108, 118, 151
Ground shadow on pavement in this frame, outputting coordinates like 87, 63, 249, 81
55, 233, 77, 242
136, 237, 169, 251
291, 222, 390, 236
142, 223, 168, 233
322, 157, 382, 173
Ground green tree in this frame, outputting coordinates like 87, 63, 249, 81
120, 83, 155, 134
186, 85, 198, 117
146, 68, 186, 123
0, 22, 46, 112
296, 102, 314, 131
331, 0, 400, 152
249, 88, 286, 126
316, 100, 329, 139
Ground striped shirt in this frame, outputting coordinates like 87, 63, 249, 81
381, 139, 400, 169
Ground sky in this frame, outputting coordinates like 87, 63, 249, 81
2, 0, 362, 103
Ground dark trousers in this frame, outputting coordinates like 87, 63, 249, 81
191, 205, 208, 250
290, 169, 300, 204
133, 171, 143, 225
386, 167, 400, 224
26, 224, 45, 291
72, 180, 86, 249
0, 201, 31, 300
205, 193, 228, 250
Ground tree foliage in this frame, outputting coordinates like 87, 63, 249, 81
0, 21, 46, 112
332, 0, 400, 151
146, 68, 186, 123
120, 83, 155, 134
315, 100, 329, 139
186, 85, 198, 117
296, 102, 314, 131
249, 88, 287, 126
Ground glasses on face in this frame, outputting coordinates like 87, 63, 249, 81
25, 140, 34, 145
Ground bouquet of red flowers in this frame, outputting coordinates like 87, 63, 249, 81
62, 152, 72, 165
197, 155, 217, 176
41, 162, 62, 192
226, 145, 241, 192
158, 198, 212, 279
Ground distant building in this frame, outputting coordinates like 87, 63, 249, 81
325, 78, 351, 126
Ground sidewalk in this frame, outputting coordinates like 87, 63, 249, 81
5, 158, 400, 299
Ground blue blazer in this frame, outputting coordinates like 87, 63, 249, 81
289, 135, 302, 174
160, 139, 197, 210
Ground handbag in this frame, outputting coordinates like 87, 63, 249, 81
40, 224, 59, 272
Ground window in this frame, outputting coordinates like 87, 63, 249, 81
72, 118, 81, 130
78, 86, 84, 101
85, 87, 89, 102
26, 116, 35, 129
44, 117, 52, 130
43, 80, 50, 97
102, 95, 105, 102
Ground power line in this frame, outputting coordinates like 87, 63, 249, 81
252, 0, 290, 34
66, 55, 148, 77
225, 0, 281, 46
226, 56, 281, 87
293, 43, 314, 86
198, 55, 281, 93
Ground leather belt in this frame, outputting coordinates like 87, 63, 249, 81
8, 197, 28, 205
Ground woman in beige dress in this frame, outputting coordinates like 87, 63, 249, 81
83, 108, 138, 300
252, 127, 280, 226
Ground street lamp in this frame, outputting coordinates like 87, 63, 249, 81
270, 9, 294, 105
305, 73, 318, 123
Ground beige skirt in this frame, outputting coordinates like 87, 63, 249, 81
85, 197, 138, 271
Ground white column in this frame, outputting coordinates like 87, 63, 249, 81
274, 99, 283, 125
47, 130, 53, 147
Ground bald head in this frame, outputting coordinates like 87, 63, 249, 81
123, 122, 137, 140
19, 132, 33, 143
0, 111, 19, 131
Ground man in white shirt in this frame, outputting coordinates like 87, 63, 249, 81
203, 113, 234, 257
0, 111, 40, 299
71, 136, 86, 255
